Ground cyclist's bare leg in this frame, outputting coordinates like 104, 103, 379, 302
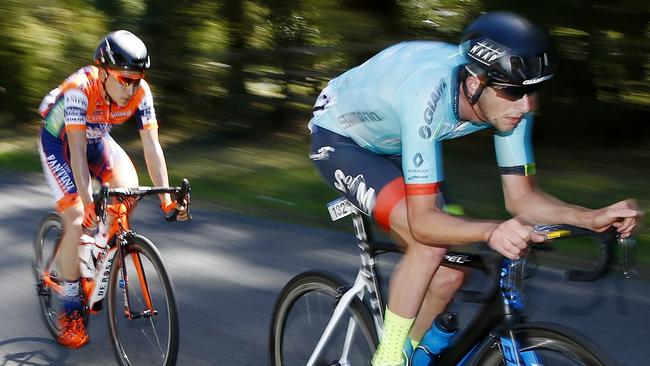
104, 141, 138, 227
385, 199, 451, 322
410, 266, 466, 342
57, 201, 84, 281
386, 199, 467, 343
373, 199, 456, 364
106, 137, 139, 188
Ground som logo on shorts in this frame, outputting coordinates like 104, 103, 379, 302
333, 169, 376, 214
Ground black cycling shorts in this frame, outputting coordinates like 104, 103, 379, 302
309, 125, 406, 231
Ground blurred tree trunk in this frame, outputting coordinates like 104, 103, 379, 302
266, 0, 306, 130
219, 0, 251, 134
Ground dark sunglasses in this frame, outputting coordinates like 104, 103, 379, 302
107, 69, 144, 87
489, 83, 541, 102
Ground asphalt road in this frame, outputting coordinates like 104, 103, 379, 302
1, 173, 648, 365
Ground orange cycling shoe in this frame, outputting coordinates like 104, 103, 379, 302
57, 311, 89, 349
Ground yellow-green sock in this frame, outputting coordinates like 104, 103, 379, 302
372, 307, 415, 366
410, 337, 419, 349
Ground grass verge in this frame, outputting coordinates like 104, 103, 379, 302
2, 128, 648, 272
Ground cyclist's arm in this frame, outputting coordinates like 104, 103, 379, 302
136, 82, 171, 205
67, 131, 93, 206
502, 174, 640, 236
502, 175, 592, 225
139, 127, 171, 204
395, 68, 499, 245
63, 89, 93, 206
495, 116, 640, 235
406, 193, 498, 244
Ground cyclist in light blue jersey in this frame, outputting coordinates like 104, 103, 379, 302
308, 11, 642, 366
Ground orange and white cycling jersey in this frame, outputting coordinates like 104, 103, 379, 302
39, 66, 157, 141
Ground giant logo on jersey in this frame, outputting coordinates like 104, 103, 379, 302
420, 80, 447, 140
333, 169, 376, 214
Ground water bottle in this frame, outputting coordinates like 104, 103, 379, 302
619, 237, 639, 279
79, 234, 95, 279
411, 312, 458, 366
92, 221, 109, 259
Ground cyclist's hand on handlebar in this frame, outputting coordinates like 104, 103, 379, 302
82, 202, 98, 229
589, 199, 643, 238
487, 218, 545, 260
161, 198, 189, 222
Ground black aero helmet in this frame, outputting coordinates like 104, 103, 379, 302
461, 12, 556, 102
94, 30, 150, 72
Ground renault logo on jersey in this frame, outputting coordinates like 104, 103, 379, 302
413, 153, 424, 167
419, 125, 432, 139
468, 39, 506, 66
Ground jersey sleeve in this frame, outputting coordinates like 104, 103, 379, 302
136, 80, 158, 130
63, 89, 88, 133
39, 87, 61, 117
494, 113, 536, 176
395, 67, 448, 196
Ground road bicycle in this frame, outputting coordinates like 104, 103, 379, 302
269, 197, 637, 365
33, 179, 191, 366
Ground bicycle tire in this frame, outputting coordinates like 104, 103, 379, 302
33, 212, 65, 339
269, 271, 378, 366
467, 321, 618, 366
107, 234, 179, 366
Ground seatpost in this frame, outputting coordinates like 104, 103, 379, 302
351, 211, 386, 328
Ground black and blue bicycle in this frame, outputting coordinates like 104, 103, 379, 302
269, 197, 636, 365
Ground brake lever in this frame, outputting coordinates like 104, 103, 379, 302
165, 179, 192, 222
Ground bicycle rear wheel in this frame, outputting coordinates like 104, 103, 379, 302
107, 234, 179, 366
33, 213, 65, 339
468, 322, 618, 366
269, 271, 378, 366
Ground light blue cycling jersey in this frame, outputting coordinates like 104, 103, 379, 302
309, 41, 535, 190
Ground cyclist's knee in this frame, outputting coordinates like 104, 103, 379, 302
61, 202, 84, 227
109, 170, 138, 188
406, 242, 447, 263
429, 268, 465, 299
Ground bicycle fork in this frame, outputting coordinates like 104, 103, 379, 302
116, 232, 156, 320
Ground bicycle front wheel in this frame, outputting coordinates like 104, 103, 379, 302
107, 234, 179, 366
468, 322, 618, 366
269, 271, 378, 366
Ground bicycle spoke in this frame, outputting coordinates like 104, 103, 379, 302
108, 236, 178, 366
147, 317, 166, 357
271, 273, 376, 366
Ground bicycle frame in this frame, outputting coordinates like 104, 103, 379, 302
39, 197, 158, 320
83, 181, 190, 319
306, 212, 384, 366
310, 198, 598, 366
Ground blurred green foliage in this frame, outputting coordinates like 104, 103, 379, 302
1, 0, 649, 142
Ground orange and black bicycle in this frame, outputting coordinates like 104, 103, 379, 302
33, 179, 191, 366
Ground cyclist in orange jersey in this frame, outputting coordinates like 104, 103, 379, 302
37, 30, 188, 348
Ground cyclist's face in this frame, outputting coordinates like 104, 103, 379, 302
104, 69, 143, 107
479, 85, 538, 132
